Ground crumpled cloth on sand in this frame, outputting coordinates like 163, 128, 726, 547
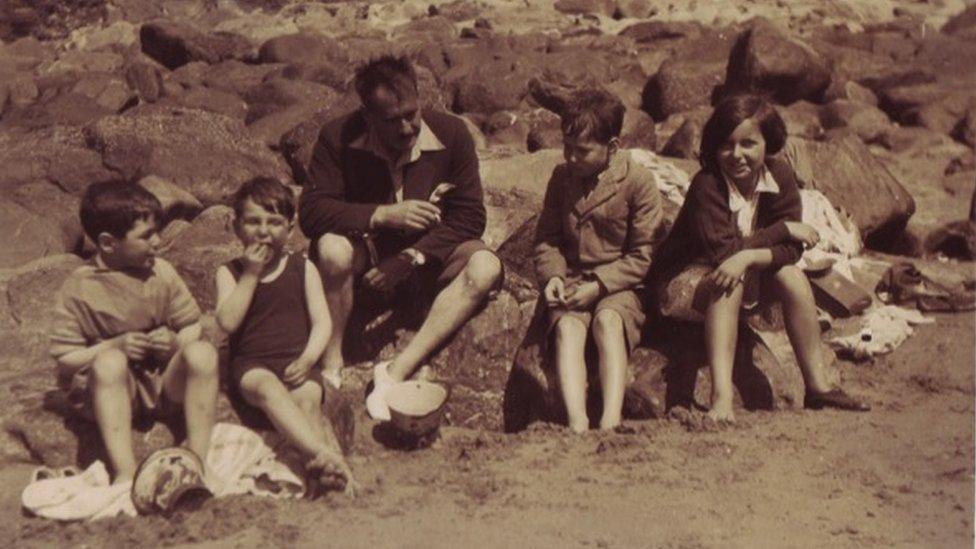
22, 422, 306, 521
828, 305, 934, 360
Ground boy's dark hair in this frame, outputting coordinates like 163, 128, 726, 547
699, 94, 787, 175
560, 88, 626, 144
80, 180, 162, 240
231, 177, 296, 220
354, 55, 418, 110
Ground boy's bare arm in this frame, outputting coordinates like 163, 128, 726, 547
55, 333, 149, 378
214, 264, 260, 333
283, 261, 332, 384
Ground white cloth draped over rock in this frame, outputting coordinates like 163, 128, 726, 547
828, 305, 934, 360
22, 423, 307, 521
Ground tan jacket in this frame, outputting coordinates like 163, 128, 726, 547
533, 151, 664, 294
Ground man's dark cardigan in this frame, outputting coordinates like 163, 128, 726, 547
652, 156, 805, 283
298, 109, 486, 267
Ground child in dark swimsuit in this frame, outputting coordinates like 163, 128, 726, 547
215, 177, 355, 494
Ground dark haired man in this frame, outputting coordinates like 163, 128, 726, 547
299, 55, 502, 420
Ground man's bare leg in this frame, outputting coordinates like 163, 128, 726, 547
316, 234, 368, 386
387, 250, 502, 381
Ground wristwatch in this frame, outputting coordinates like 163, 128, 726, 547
400, 248, 426, 267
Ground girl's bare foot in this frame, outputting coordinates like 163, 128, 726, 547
569, 419, 589, 433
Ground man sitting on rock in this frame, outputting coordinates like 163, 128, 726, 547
298, 55, 503, 421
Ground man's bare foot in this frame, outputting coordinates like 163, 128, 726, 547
707, 396, 736, 423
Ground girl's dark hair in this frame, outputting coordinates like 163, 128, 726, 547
80, 180, 162, 240
699, 94, 787, 174
232, 177, 296, 220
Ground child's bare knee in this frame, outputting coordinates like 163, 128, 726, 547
91, 349, 128, 386
773, 265, 813, 299
591, 310, 623, 337
182, 341, 218, 378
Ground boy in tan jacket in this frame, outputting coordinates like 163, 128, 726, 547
533, 89, 663, 432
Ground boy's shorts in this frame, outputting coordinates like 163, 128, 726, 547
546, 286, 645, 354
65, 353, 181, 423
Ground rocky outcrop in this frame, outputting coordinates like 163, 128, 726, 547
84, 106, 292, 206
783, 135, 915, 244
724, 20, 831, 105
140, 21, 253, 70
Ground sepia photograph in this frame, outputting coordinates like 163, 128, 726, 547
0, 0, 973, 546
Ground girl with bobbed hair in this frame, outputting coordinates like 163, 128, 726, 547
654, 94, 869, 423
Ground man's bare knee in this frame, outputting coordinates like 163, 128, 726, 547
316, 234, 356, 277
91, 348, 129, 386
461, 251, 502, 296
182, 341, 218, 379
592, 310, 623, 338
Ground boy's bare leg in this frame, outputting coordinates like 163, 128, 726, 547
771, 266, 833, 394
554, 316, 589, 433
239, 369, 326, 457
90, 349, 138, 483
162, 341, 218, 462
290, 381, 354, 492
592, 310, 628, 430
387, 251, 502, 381
316, 234, 368, 384
704, 282, 745, 423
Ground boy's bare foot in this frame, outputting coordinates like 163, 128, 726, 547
707, 397, 736, 423
569, 420, 589, 433
307, 450, 357, 497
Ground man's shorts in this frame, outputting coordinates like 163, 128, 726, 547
64, 354, 181, 423
315, 234, 502, 297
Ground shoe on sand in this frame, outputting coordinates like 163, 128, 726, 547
366, 361, 394, 421
22, 461, 110, 514
804, 388, 870, 412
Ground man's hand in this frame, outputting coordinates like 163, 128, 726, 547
785, 221, 820, 249
709, 252, 752, 294
372, 200, 441, 232
117, 332, 151, 362
147, 326, 177, 358
543, 277, 566, 308
242, 242, 272, 276
283, 358, 313, 386
363, 254, 414, 293
564, 280, 602, 310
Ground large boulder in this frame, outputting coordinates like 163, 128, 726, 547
643, 58, 726, 121
162, 206, 242, 312
782, 135, 915, 244
139, 21, 254, 70
258, 32, 348, 67
0, 198, 69, 268
723, 20, 831, 105
0, 125, 118, 195
84, 106, 292, 207
819, 99, 893, 142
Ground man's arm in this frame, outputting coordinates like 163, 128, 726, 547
408, 119, 487, 265
299, 122, 381, 240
